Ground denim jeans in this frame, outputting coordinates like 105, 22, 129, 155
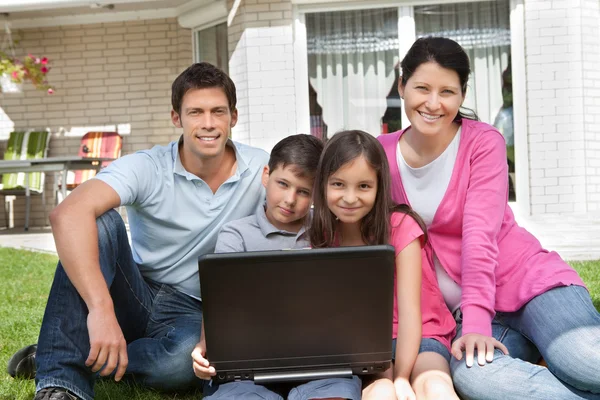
35, 210, 204, 400
451, 285, 600, 400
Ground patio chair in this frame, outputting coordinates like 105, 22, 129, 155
0, 131, 51, 230
62, 131, 123, 191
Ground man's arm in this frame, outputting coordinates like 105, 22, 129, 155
49, 179, 127, 381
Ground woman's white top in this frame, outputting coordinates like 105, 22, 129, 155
397, 127, 463, 312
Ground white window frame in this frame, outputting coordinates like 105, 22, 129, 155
192, 18, 228, 64
293, 0, 529, 211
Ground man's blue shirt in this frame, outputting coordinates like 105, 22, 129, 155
95, 138, 268, 298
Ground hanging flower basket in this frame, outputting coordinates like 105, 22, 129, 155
0, 71, 22, 93
0, 52, 54, 94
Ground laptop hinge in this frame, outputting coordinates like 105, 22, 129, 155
254, 368, 353, 383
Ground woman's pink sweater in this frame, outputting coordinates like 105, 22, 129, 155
378, 119, 585, 337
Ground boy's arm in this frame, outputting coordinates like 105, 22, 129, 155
193, 221, 246, 379
214, 224, 246, 253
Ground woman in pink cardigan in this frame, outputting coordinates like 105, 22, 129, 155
378, 37, 600, 400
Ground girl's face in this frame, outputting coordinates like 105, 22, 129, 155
399, 61, 465, 137
326, 155, 378, 226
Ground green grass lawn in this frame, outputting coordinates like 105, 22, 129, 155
0, 247, 201, 400
1, 247, 599, 400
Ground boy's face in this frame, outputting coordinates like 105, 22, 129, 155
262, 164, 314, 232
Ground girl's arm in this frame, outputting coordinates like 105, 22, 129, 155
394, 238, 422, 398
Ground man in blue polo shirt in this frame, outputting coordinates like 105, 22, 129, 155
14, 63, 269, 400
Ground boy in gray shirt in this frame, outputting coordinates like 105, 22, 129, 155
192, 134, 362, 400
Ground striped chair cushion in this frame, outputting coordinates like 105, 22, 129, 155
1, 131, 50, 193
71, 132, 122, 186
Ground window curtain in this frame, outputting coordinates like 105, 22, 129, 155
414, 0, 511, 124
306, 8, 399, 137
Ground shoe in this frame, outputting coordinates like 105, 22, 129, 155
7, 344, 37, 379
34, 388, 79, 400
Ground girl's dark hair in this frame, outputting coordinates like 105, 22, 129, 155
400, 36, 478, 122
171, 62, 237, 116
309, 130, 427, 248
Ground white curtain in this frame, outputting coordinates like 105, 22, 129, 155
414, 1, 511, 124
307, 8, 399, 137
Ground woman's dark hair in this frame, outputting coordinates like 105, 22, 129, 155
400, 37, 478, 122
309, 130, 427, 248
171, 62, 237, 116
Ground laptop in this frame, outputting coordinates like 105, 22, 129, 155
198, 245, 395, 384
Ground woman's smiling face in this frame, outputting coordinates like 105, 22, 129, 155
400, 61, 465, 137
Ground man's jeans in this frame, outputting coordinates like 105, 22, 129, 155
35, 210, 203, 400
451, 285, 600, 400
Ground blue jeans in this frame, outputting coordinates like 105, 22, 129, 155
35, 210, 204, 400
202, 376, 363, 400
451, 285, 600, 400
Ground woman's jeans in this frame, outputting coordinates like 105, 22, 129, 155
451, 285, 600, 400
35, 210, 204, 400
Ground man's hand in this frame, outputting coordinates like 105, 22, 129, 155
394, 377, 416, 400
451, 333, 509, 367
84, 307, 128, 381
192, 339, 215, 380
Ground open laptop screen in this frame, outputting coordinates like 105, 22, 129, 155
199, 245, 395, 382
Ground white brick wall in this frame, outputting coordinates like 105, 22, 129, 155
0, 18, 192, 228
227, 0, 298, 151
524, 0, 600, 214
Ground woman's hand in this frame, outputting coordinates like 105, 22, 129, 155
394, 377, 416, 400
451, 333, 509, 367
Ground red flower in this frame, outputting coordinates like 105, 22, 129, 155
41, 57, 48, 65
41, 67, 48, 74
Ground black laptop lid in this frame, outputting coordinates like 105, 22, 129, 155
198, 245, 395, 374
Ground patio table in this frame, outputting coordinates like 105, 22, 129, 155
0, 156, 115, 229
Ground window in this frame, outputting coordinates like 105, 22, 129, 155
306, 8, 400, 139
196, 22, 228, 74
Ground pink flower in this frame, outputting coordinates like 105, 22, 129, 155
11, 71, 18, 79
41, 67, 48, 74
47, 88, 54, 94
41, 57, 48, 65
35, 58, 41, 64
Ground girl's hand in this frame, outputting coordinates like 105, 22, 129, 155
394, 377, 416, 400
451, 333, 509, 367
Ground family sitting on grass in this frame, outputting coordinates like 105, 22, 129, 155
7, 37, 600, 400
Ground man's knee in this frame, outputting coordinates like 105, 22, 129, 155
96, 209, 126, 243
141, 337, 199, 391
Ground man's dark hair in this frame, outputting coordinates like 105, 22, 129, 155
171, 62, 237, 115
268, 134, 324, 178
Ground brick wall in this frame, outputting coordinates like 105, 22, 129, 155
0, 18, 192, 228
582, 0, 600, 212
524, 0, 600, 214
227, 0, 298, 150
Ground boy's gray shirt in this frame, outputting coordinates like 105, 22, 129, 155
215, 204, 309, 253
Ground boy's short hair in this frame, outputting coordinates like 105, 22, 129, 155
268, 134, 323, 178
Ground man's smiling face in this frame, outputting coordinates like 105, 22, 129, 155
171, 87, 238, 162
